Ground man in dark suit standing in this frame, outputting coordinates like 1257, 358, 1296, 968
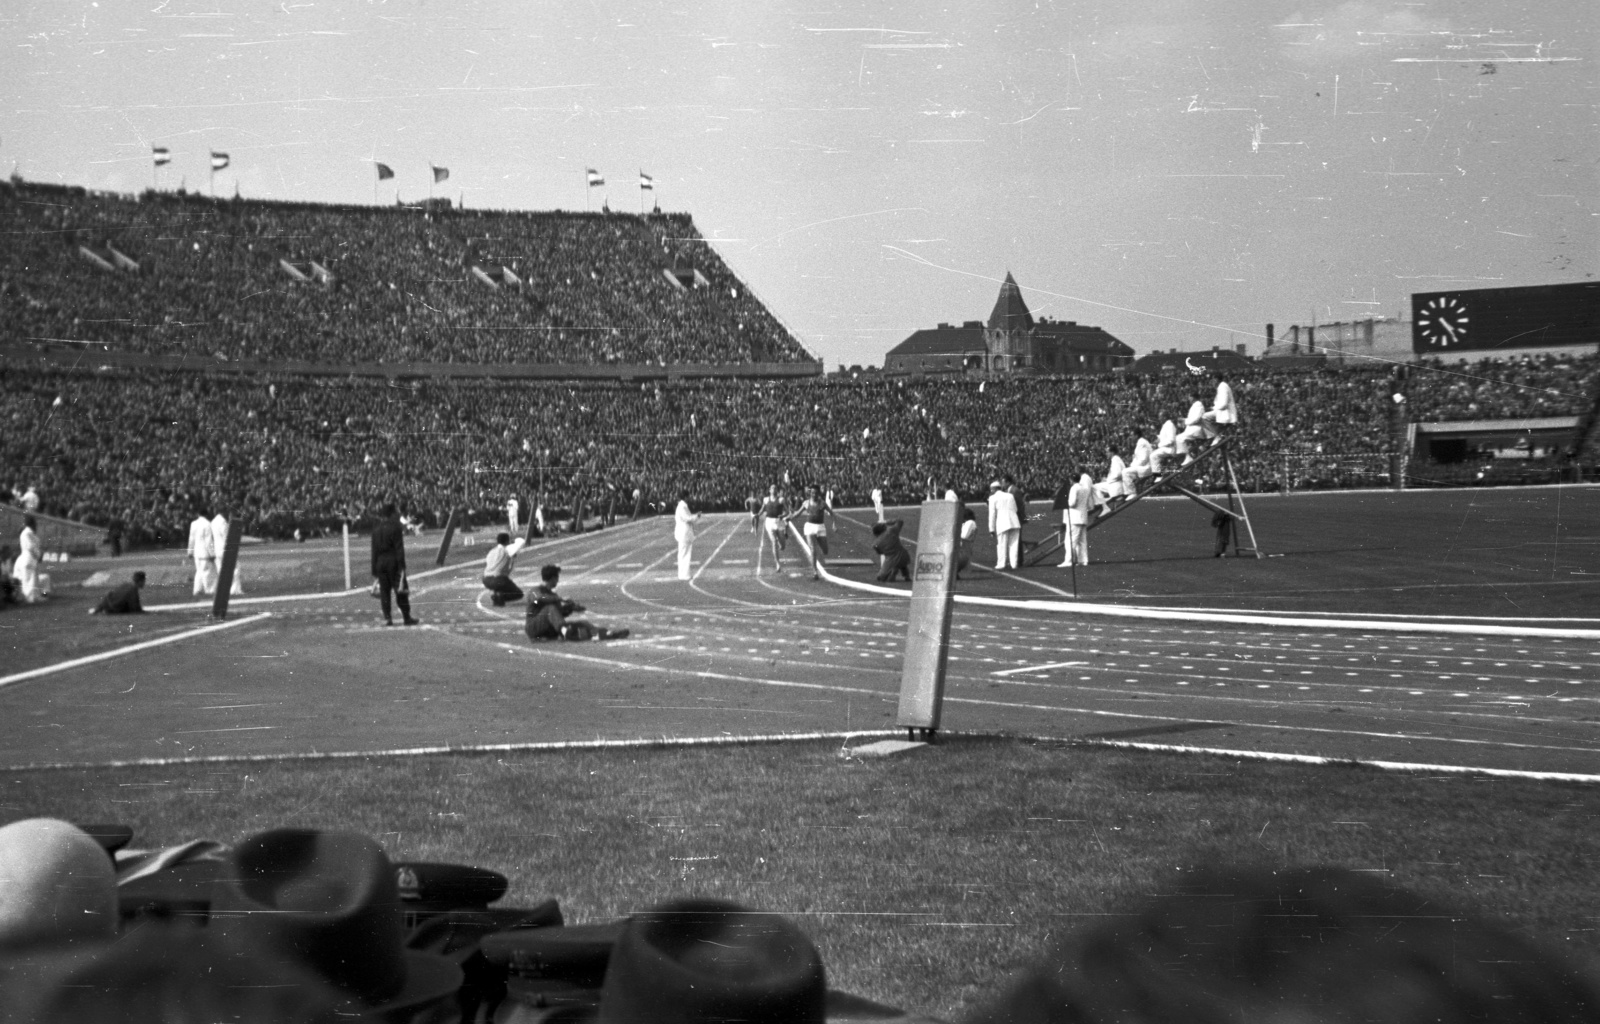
371, 503, 419, 626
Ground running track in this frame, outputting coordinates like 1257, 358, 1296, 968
1, 512, 1596, 778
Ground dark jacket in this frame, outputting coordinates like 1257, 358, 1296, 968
872, 520, 907, 558
370, 517, 407, 576
95, 582, 144, 614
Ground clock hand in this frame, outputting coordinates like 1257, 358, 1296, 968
1441, 320, 1458, 341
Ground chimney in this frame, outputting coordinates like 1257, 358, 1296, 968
1266, 323, 1275, 348
1236, 344, 1246, 356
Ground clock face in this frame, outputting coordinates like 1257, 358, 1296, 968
1417, 296, 1469, 347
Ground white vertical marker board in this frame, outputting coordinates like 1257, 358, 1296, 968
897, 500, 960, 731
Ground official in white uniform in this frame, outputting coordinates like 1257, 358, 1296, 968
1096, 450, 1126, 508
1205, 374, 1237, 443
1152, 420, 1180, 474
211, 512, 243, 595
1177, 392, 1211, 462
15, 515, 45, 602
187, 512, 216, 596
674, 491, 701, 581
1062, 472, 1095, 567
1124, 432, 1155, 495
987, 479, 1022, 571
505, 497, 521, 535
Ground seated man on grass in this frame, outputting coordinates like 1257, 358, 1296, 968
483, 532, 528, 607
524, 564, 629, 642
89, 571, 146, 615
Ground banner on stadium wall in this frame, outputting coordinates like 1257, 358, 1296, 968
1411, 282, 1599, 356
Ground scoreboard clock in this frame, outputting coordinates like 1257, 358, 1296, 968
1416, 295, 1469, 347
1410, 283, 1598, 355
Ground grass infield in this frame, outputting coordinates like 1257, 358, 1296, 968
3, 736, 1595, 1018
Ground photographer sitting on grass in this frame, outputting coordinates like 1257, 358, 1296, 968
524, 564, 629, 642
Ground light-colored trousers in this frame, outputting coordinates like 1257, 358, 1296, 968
16, 556, 42, 602
1067, 522, 1089, 566
677, 535, 694, 580
995, 528, 1021, 569
193, 556, 217, 595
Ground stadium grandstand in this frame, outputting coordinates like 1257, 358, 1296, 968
0, 177, 815, 370
5, 357, 1598, 550
3, 177, 1598, 552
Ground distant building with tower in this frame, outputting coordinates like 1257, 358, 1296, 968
884, 272, 1133, 376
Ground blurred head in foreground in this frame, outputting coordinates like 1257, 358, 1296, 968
965, 865, 1599, 1024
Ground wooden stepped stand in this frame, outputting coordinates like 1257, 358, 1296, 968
1022, 438, 1263, 565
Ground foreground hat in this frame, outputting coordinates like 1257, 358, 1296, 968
209, 828, 461, 1020
598, 899, 907, 1024
0, 818, 118, 948
597, 899, 824, 1024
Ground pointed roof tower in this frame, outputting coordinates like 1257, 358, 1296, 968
987, 271, 1034, 333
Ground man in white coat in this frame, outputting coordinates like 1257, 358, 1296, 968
187, 510, 216, 596
987, 478, 1022, 571
1204, 372, 1237, 443
673, 490, 701, 581
1095, 448, 1126, 510
1176, 389, 1212, 463
505, 496, 521, 535
15, 515, 45, 602
1061, 470, 1095, 568
210, 511, 244, 595
1123, 430, 1155, 496
1152, 419, 1180, 474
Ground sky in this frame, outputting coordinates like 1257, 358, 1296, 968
3, 0, 1595, 369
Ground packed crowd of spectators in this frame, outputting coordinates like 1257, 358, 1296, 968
1404, 354, 1600, 421
0, 179, 808, 367
16, 360, 1579, 546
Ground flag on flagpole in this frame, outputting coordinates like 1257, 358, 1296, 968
586, 168, 604, 187
152, 147, 171, 166
431, 165, 449, 183
210, 151, 230, 170
376, 163, 395, 181
638, 171, 653, 190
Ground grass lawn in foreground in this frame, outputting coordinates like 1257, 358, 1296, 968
3, 737, 1594, 1018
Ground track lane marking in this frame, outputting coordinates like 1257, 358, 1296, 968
0, 612, 274, 689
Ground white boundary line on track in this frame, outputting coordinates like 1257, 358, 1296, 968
0, 612, 273, 690
1070, 737, 1600, 785
8, 727, 1593, 784
3, 729, 904, 771
812, 560, 1600, 639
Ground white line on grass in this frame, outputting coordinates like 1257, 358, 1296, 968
942, 694, 1598, 756
0, 612, 273, 690
1072, 738, 1600, 785
5, 729, 904, 771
